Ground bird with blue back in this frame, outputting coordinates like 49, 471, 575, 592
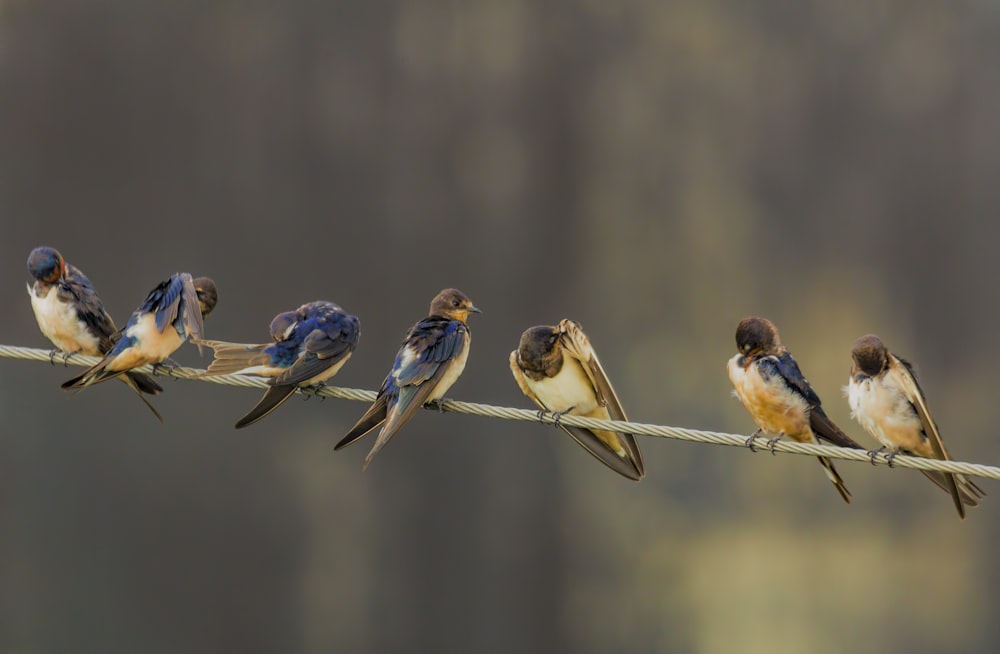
727, 316, 863, 503
26, 246, 166, 420
62, 272, 218, 399
196, 301, 360, 428
335, 288, 480, 469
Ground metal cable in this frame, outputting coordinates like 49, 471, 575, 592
2, 343, 998, 481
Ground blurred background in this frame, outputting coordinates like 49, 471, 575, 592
2, 1, 999, 652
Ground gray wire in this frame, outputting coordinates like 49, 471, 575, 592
3, 343, 997, 481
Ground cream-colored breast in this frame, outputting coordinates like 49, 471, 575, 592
113, 313, 185, 369
304, 351, 353, 386
728, 354, 812, 440
29, 286, 102, 355
525, 356, 600, 415
847, 373, 923, 451
426, 333, 470, 401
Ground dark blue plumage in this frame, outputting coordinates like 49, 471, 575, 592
335, 288, 480, 469
756, 352, 822, 408
198, 300, 360, 428
27, 246, 165, 420
62, 273, 218, 391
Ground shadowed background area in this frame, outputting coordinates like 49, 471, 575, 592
2, 1, 1000, 652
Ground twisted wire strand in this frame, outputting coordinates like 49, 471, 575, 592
3, 343, 998, 482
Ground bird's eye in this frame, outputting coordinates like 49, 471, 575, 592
452, 299, 461, 308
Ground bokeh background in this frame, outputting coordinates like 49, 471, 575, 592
2, 1, 999, 652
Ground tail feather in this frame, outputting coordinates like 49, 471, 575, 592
125, 371, 163, 395
817, 456, 851, 504
119, 374, 164, 423
810, 410, 864, 449
235, 385, 298, 429
194, 340, 271, 376
62, 358, 122, 389
335, 395, 388, 451
919, 469, 986, 519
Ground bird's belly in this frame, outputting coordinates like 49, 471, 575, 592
113, 314, 184, 369
729, 357, 811, 439
427, 337, 470, 401
30, 290, 102, 355
527, 358, 600, 415
848, 378, 923, 451
303, 352, 352, 386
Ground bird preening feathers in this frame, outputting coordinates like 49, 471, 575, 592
196, 301, 360, 428
510, 319, 644, 481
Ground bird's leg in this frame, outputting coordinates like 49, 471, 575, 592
48, 349, 60, 365
744, 428, 763, 452
867, 445, 887, 466
313, 382, 329, 401
425, 399, 447, 413
766, 434, 783, 455
151, 359, 180, 378
884, 448, 902, 468
552, 407, 575, 428
536, 409, 547, 423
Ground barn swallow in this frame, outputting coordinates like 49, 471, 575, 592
196, 301, 360, 428
334, 288, 480, 469
62, 273, 218, 392
26, 246, 165, 421
847, 334, 985, 519
727, 316, 863, 503
510, 319, 644, 481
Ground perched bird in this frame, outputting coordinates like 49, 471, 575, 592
847, 334, 985, 519
62, 273, 218, 392
26, 246, 165, 421
727, 316, 862, 503
510, 319, 644, 481
196, 301, 360, 428
335, 288, 480, 469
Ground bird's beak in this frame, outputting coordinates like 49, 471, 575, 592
468, 305, 482, 314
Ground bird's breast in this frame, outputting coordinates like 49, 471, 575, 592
118, 313, 185, 367
729, 356, 811, 439
847, 374, 922, 450
425, 334, 471, 401
302, 351, 353, 386
30, 289, 102, 355
524, 356, 599, 414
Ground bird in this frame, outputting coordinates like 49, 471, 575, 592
196, 301, 360, 428
62, 273, 218, 392
510, 319, 644, 480
26, 246, 165, 421
846, 334, 985, 519
727, 316, 862, 503
335, 288, 480, 469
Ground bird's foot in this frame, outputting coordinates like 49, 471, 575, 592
313, 382, 329, 401
766, 435, 783, 455
151, 360, 180, 377
867, 446, 887, 466
885, 449, 901, 468
426, 399, 447, 413
552, 407, 575, 428
744, 428, 763, 453
62, 350, 77, 366
536, 409, 547, 423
